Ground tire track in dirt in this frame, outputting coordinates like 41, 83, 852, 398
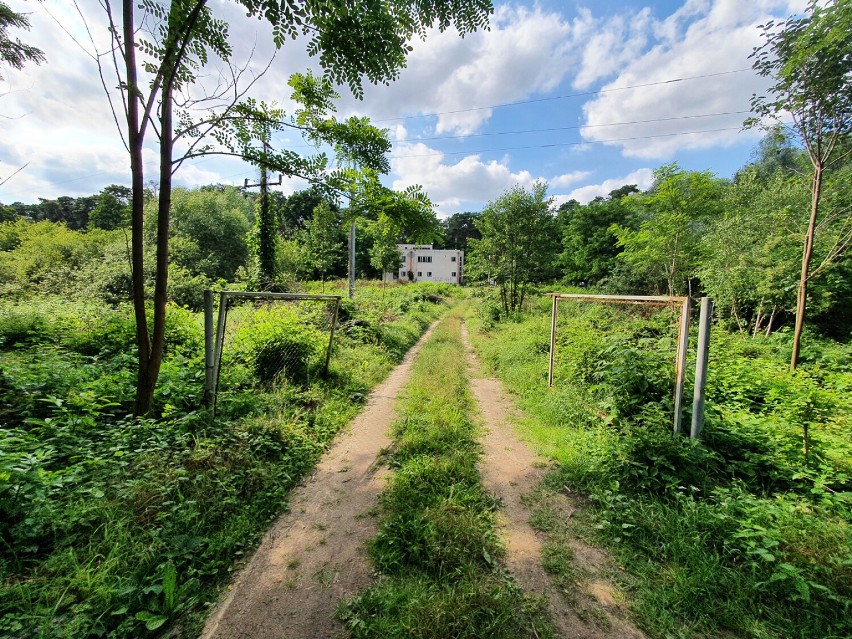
200, 321, 440, 639
462, 321, 646, 639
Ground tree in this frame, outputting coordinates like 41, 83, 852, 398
698, 164, 805, 332
611, 165, 723, 296
90, 191, 130, 230
441, 212, 481, 250
749, 0, 852, 369
300, 201, 343, 287
557, 187, 638, 285
148, 186, 252, 283
91, 0, 492, 414
275, 186, 338, 237
0, 1, 44, 79
468, 183, 557, 315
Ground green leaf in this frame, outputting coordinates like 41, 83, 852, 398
135, 611, 168, 631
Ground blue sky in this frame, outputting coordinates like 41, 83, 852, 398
0, 0, 805, 215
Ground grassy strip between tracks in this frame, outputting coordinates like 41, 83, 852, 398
338, 309, 553, 639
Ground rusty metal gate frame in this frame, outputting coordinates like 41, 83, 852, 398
546, 293, 691, 435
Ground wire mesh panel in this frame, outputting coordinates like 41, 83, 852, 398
206, 291, 341, 415
546, 294, 690, 433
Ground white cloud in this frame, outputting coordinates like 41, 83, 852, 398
340, 5, 585, 135
550, 171, 592, 188
563, 168, 655, 204
390, 142, 541, 215
576, 0, 800, 158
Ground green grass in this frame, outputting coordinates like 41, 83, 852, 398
465, 292, 852, 639
338, 310, 553, 639
0, 282, 451, 638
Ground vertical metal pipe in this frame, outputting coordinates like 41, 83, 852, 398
673, 298, 691, 434
203, 289, 214, 406
691, 297, 713, 439
548, 295, 558, 387
324, 298, 340, 376
212, 292, 228, 418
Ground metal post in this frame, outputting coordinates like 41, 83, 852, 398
690, 297, 713, 439
203, 289, 214, 406
672, 298, 691, 434
348, 220, 356, 300
324, 298, 340, 376
548, 295, 558, 387
212, 292, 228, 418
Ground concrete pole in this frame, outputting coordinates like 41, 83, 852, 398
548, 295, 558, 387
212, 292, 228, 418
203, 289, 214, 406
672, 298, 690, 434
690, 297, 713, 439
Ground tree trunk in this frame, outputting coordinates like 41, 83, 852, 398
765, 306, 777, 337
752, 300, 764, 338
124, 0, 154, 416
135, 82, 174, 415
790, 164, 823, 371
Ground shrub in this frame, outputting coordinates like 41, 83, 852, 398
230, 307, 327, 384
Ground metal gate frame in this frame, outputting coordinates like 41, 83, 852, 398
545, 293, 712, 438
203, 290, 342, 417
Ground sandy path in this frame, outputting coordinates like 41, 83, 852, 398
462, 321, 646, 639
200, 322, 439, 639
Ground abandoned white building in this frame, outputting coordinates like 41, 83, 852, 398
383, 244, 464, 285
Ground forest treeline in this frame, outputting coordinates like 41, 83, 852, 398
462, 129, 851, 343
3, 127, 849, 342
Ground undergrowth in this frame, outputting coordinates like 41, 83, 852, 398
0, 282, 451, 638
338, 310, 553, 639
466, 289, 852, 639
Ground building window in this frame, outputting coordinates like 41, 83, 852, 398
427, 271, 432, 277
416, 255, 433, 263
417, 271, 422, 276
451, 256, 456, 262
400, 270, 405, 276
393, 273, 398, 280
451, 272, 456, 277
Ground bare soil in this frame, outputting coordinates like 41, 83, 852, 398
462, 321, 646, 639
199, 322, 439, 639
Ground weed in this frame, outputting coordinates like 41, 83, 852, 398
466, 295, 852, 639
339, 312, 552, 638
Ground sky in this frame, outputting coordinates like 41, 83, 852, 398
0, 0, 807, 216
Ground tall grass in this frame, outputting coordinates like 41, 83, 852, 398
339, 310, 553, 639
0, 282, 451, 638
466, 292, 852, 639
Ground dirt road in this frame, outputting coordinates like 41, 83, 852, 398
200, 322, 439, 639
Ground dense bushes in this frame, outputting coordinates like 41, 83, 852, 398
0, 283, 451, 638
468, 294, 852, 639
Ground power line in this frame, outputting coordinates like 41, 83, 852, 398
388, 127, 744, 159
404, 110, 750, 143
372, 68, 753, 123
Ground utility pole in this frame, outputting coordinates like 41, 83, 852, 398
347, 159, 357, 299
243, 139, 282, 289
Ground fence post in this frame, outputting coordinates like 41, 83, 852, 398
212, 292, 229, 418
324, 298, 340, 376
690, 297, 713, 439
548, 295, 558, 387
673, 298, 691, 434
203, 289, 214, 406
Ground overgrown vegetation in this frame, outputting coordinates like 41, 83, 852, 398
467, 291, 851, 639
0, 282, 453, 638
339, 311, 552, 639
